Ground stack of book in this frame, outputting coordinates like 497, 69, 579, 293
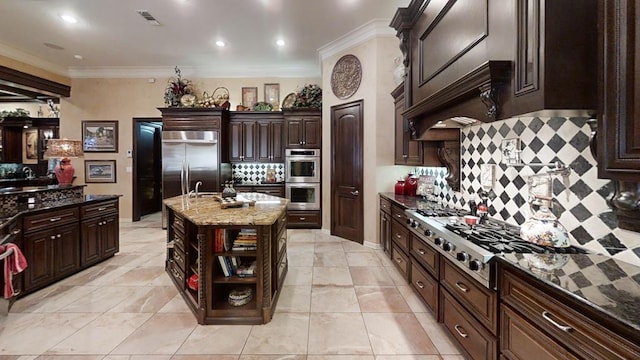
231, 228, 257, 251
217, 256, 257, 278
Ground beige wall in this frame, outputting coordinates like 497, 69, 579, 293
320, 36, 410, 247
60, 77, 319, 220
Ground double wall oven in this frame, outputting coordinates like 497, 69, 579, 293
285, 149, 320, 210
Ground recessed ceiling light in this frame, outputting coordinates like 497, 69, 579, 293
60, 14, 78, 24
74, 55, 83, 60
276, 39, 285, 47
215, 40, 225, 47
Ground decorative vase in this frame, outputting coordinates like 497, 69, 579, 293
394, 179, 405, 195
520, 206, 570, 247
55, 158, 75, 186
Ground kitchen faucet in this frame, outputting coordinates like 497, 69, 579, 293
22, 166, 34, 179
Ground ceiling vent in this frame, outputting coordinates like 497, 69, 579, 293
136, 10, 161, 26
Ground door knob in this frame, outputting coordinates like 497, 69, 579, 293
350, 190, 359, 196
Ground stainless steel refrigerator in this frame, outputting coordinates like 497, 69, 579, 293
161, 130, 230, 227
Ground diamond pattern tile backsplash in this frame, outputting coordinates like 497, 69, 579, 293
232, 163, 284, 183
417, 116, 640, 267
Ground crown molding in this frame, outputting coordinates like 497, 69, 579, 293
318, 18, 395, 61
68, 63, 321, 79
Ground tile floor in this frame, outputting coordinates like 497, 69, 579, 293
0, 212, 464, 360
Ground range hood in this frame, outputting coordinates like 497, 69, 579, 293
403, 61, 512, 140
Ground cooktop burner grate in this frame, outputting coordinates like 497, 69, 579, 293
443, 222, 588, 254
416, 208, 469, 217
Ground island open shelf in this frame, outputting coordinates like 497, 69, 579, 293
164, 192, 288, 325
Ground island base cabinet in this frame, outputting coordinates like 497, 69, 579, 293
500, 304, 579, 360
440, 288, 497, 360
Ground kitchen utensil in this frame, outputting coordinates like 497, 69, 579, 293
464, 215, 479, 225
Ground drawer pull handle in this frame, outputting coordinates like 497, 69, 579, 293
454, 324, 468, 338
415, 281, 424, 289
455, 282, 469, 293
417, 248, 426, 255
396, 214, 402, 218
98, 207, 107, 211
542, 311, 572, 332
395, 257, 402, 264
50, 217, 62, 222
11, 229, 21, 235
395, 233, 402, 239
174, 254, 182, 262
299, 217, 306, 221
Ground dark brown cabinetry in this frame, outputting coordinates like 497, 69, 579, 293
165, 206, 287, 325
389, 202, 410, 281
286, 210, 321, 229
1, 126, 22, 163
393, 83, 422, 165
257, 118, 284, 163
379, 197, 392, 255
0, 218, 23, 303
18, 198, 119, 296
283, 109, 321, 149
597, 0, 640, 231
499, 262, 640, 360
229, 119, 256, 162
23, 207, 80, 293
80, 199, 119, 267
235, 184, 284, 198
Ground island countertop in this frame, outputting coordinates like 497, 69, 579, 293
163, 192, 288, 226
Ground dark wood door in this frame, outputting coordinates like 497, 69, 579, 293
271, 120, 285, 162
81, 218, 101, 266
23, 229, 55, 292
54, 224, 80, 277
331, 100, 364, 243
3, 126, 22, 163
303, 118, 321, 148
285, 119, 303, 147
133, 118, 162, 221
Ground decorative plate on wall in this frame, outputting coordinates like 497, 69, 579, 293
331, 54, 362, 100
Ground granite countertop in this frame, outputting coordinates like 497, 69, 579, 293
0, 194, 121, 230
379, 192, 640, 337
499, 253, 640, 335
0, 184, 85, 195
164, 192, 287, 226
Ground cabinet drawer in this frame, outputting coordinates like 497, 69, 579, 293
379, 197, 391, 214
410, 262, 438, 314
500, 304, 579, 360
441, 259, 497, 334
390, 204, 407, 224
80, 200, 118, 218
168, 260, 185, 289
390, 219, 409, 252
277, 251, 288, 288
441, 288, 497, 360
23, 207, 78, 233
255, 187, 284, 198
410, 236, 439, 277
287, 210, 321, 228
171, 225, 186, 251
172, 246, 186, 272
390, 242, 409, 281
276, 228, 287, 262
501, 267, 640, 360
172, 213, 185, 234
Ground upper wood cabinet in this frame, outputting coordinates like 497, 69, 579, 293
283, 109, 321, 149
391, 0, 597, 135
257, 118, 285, 163
596, 0, 640, 232
511, 0, 597, 116
159, 108, 228, 131
228, 119, 256, 162
393, 83, 423, 165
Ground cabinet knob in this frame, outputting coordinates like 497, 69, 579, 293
50, 235, 56, 240
57, 234, 61, 238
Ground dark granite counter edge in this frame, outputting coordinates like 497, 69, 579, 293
0, 194, 122, 230
495, 255, 640, 338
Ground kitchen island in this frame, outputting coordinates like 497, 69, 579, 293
163, 192, 288, 325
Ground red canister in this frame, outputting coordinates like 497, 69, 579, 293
394, 179, 406, 195
405, 173, 418, 196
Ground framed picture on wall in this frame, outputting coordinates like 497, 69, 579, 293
242, 87, 258, 107
23, 128, 38, 164
82, 120, 118, 152
264, 83, 280, 110
85, 160, 116, 183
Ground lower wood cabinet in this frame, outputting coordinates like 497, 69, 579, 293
19, 198, 120, 296
499, 263, 640, 360
286, 210, 321, 229
80, 200, 119, 267
23, 222, 80, 293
